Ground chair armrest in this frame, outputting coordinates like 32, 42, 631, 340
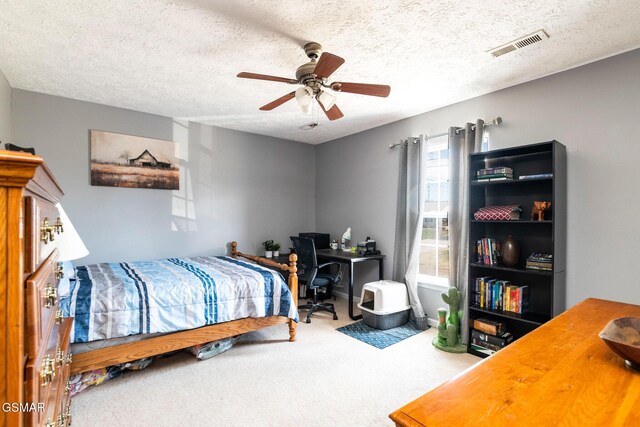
318, 262, 341, 270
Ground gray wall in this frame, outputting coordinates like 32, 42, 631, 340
0, 68, 10, 144
12, 90, 315, 265
316, 48, 640, 318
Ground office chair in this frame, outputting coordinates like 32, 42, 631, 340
290, 236, 341, 323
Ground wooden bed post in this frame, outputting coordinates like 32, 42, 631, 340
288, 253, 298, 342
229, 241, 297, 342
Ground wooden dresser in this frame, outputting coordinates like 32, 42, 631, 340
390, 298, 640, 426
1, 151, 73, 427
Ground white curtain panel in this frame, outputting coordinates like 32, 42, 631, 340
448, 121, 483, 344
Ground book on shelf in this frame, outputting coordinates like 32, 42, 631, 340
518, 173, 553, 180
471, 279, 529, 314
475, 176, 514, 182
526, 261, 553, 271
472, 317, 506, 336
477, 166, 513, 177
470, 343, 496, 356
527, 253, 553, 262
526, 253, 553, 271
473, 205, 522, 220
475, 238, 502, 265
471, 338, 506, 353
471, 329, 514, 351
476, 173, 514, 180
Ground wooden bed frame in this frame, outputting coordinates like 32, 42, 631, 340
70, 241, 298, 375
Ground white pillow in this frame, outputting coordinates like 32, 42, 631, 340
61, 260, 76, 279
58, 261, 76, 298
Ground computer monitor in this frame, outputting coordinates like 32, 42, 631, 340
298, 232, 330, 249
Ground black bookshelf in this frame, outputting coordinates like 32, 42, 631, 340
467, 141, 566, 358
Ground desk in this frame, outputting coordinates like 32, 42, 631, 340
315, 249, 385, 321
389, 298, 640, 426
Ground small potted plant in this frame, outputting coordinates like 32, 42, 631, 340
272, 242, 281, 257
263, 240, 274, 258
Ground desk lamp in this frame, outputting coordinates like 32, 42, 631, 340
341, 227, 351, 251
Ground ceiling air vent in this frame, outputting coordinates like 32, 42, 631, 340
488, 30, 549, 58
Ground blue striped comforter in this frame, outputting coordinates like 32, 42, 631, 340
61, 256, 298, 343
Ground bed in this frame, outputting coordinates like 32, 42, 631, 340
66, 242, 299, 375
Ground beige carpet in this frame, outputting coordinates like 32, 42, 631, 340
72, 298, 480, 426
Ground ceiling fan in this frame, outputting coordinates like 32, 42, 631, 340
237, 42, 391, 121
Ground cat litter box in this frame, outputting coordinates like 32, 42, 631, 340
357, 281, 410, 330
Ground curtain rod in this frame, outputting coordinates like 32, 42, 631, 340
388, 116, 502, 149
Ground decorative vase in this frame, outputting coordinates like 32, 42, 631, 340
265, 250, 273, 258
502, 235, 519, 267
273, 250, 279, 257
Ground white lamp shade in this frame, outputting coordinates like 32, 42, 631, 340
317, 90, 337, 110
342, 227, 351, 240
55, 203, 89, 261
295, 86, 313, 106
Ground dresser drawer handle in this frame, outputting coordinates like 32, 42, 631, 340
56, 348, 64, 367
41, 355, 56, 386
41, 217, 55, 244
65, 405, 72, 426
55, 262, 65, 280
40, 217, 63, 244
54, 217, 64, 234
56, 349, 72, 367
44, 284, 58, 308
55, 309, 64, 324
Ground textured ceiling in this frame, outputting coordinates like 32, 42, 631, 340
1, 0, 640, 144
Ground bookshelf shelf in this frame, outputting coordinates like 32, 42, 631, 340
471, 220, 552, 224
469, 263, 553, 276
471, 177, 552, 186
469, 306, 550, 325
467, 141, 566, 358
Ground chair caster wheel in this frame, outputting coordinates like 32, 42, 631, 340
305, 318, 311, 323
333, 315, 338, 320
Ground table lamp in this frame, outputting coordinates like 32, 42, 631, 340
55, 203, 89, 262
341, 227, 351, 251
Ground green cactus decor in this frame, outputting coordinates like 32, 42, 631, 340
432, 287, 467, 353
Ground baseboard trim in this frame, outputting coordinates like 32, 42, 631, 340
425, 317, 438, 327
332, 290, 359, 303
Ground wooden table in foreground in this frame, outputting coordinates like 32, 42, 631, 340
390, 298, 640, 426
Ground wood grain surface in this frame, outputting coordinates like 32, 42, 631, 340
70, 316, 291, 374
390, 298, 640, 427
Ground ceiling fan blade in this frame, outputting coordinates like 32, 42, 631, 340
259, 92, 296, 111
237, 72, 298, 84
313, 52, 345, 79
320, 102, 344, 121
330, 82, 391, 97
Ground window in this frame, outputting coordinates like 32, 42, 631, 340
418, 135, 449, 288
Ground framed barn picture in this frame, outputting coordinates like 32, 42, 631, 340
90, 130, 179, 190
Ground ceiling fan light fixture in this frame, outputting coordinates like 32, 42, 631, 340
295, 86, 313, 106
317, 90, 337, 110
